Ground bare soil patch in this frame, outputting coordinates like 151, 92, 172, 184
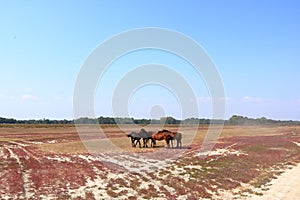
1, 125, 300, 199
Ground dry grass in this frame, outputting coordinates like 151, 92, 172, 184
1, 124, 298, 153
1, 124, 300, 199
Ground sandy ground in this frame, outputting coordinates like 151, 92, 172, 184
1, 125, 300, 199
253, 163, 300, 200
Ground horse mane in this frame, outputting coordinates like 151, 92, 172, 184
158, 129, 171, 133
139, 128, 147, 133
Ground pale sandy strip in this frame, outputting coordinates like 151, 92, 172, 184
252, 163, 300, 200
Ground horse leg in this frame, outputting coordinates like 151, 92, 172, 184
137, 138, 142, 148
143, 138, 148, 148
148, 138, 153, 147
131, 138, 136, 147
151, 139, 156, 147
171, 139, 174, 148
151, 138, 155, 147
165, 139, 170, 148
177, 139, 182, 148
134, 138, 139, 147
142, 138, 145, 148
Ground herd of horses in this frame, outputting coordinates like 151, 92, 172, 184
127, 128, 182, 148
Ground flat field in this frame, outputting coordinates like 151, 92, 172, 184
1, 124, 300, 199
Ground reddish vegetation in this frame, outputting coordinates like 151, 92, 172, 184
0, 126, 300, 199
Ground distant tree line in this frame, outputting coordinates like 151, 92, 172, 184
226, 115, 300, 125
0, 115, 300, 125
71, 116, 184, 125
0, 117, 72, 124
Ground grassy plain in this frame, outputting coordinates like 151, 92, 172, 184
1, 124, 295, 153
1, 124, 300, 199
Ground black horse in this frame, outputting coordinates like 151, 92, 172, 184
127, 129, 155, 148
139, 128, 155, 148
127, 131, 142, 147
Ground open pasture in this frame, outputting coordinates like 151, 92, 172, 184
1, 124, 300, 199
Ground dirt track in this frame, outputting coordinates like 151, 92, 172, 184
253, 163, 300, 200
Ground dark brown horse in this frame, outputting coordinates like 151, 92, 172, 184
151, 130, 174, 148
163, 130, 182, 148
152, 129, 182, 148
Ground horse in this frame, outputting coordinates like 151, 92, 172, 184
127, 129, 155, 148
138, 128, 155, 148
127, 131, 142, 148
151, 130, 174, 148
165, 130, 182, 148
155, 129, 182, 148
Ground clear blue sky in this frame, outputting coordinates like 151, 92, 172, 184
0, 0, 300, 120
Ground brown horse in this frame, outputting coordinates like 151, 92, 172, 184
151, 130, 174, 148
153, 129, 182, 148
